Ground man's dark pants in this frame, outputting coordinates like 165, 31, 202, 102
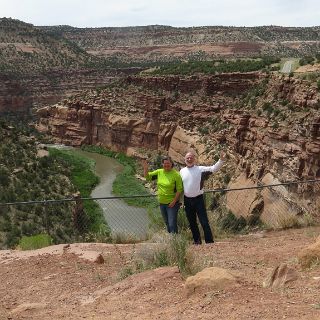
184, 194, 214, 244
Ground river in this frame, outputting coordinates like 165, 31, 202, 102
53, 146, 151, 239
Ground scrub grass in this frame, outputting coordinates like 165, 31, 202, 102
18, 233, 52, 250
117, 232, 193, 280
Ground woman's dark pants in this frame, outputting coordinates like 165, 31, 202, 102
159, 202, 180, 233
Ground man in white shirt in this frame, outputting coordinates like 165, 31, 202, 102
180, 151, 226, 244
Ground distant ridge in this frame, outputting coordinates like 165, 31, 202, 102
0, 18, 98, 74
41, 24, 320, 63
1, 17, 320, 73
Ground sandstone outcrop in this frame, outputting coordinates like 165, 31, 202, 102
184, 267, 240, 296
263, 263, 298, 288
37, 73, 260, 149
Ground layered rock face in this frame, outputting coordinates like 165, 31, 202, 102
0, 69, 140, 113
0, 74, 33, 112
36, 73, 320, 226
36, 72, 260, 150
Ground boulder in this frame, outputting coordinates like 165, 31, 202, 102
184, 267, 240, 296
298, 236, 320, 269
263, 263, 298, 288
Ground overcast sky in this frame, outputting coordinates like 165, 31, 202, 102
1, 0, 319, 28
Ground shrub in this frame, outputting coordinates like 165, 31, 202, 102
153, 249, 170, 267
168, 234, 190, 275
223, 174, 231, 185
18, 233, 52, 250
198, 126, 209, 135
299, 56, 315, 66
262, 102, 274, 115
0, 167, 10, 187
219, 211, 247, 233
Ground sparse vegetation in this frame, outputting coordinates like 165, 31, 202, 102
118, 232, 193, 279
0, 119, 80, 248
0, 119, 115, 248
151, 57, 280, 76
299, 55, 316, 66
218, 210, 248, 233
0, 18, 101, 75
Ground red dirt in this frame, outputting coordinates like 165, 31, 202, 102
1, 226, 320, 320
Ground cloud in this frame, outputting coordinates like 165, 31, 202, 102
0, 0, 319, 27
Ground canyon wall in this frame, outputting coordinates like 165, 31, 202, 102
36, 72, 260, 152
0, 68, 141, 113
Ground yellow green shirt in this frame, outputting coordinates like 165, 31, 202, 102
146, 169, 183, 204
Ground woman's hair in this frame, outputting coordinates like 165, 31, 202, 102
162, 156, 174, 167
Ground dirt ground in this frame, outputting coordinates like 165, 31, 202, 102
1, 226, 320, 320
295, 63, 320, 73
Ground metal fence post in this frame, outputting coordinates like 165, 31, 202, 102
72, 192, 86, 232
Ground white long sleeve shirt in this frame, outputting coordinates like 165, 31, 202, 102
180, 160, 223, 197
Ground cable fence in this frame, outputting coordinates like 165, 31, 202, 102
206, 179, 320, 232
0, 179, 319, 248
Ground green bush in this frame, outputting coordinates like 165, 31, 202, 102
118, 233, 191, 280
299, 56, 315, 66
219, 211, 247, 233
153, 249, 170, 267
19, 233, 52, 250
151, 57, 280, 75
0, 167, 10, 187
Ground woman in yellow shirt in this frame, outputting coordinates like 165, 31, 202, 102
142, 156, 183, 233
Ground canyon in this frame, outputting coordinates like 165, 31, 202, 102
36, 72, 320, 227
1, 18, 320, 226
